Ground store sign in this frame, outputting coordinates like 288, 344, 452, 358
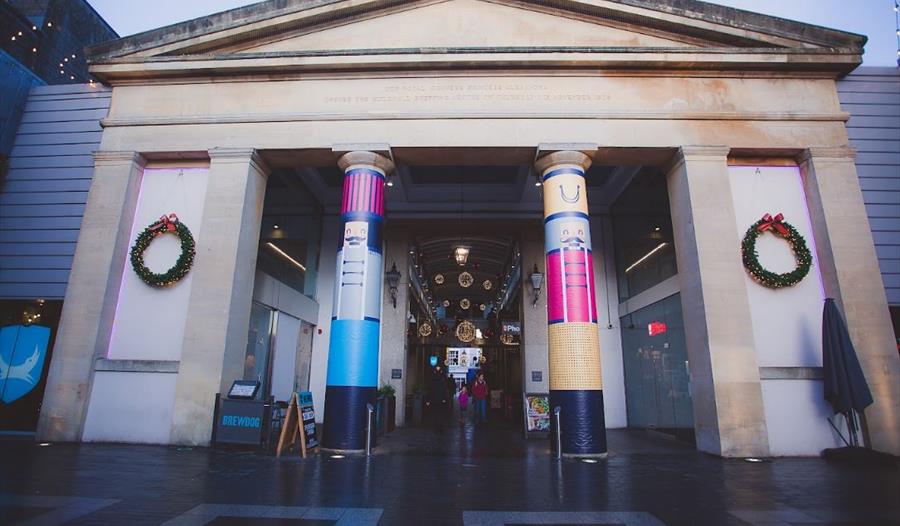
648, 321, 667, 337
0, 324, 50, 404
215, 398, 267, 445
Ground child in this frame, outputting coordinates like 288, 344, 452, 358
458, 384, 469, 425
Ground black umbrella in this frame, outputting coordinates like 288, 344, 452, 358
822, 298, 873, 447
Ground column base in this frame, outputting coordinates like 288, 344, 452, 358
321, 385, 376, 451
551, 389, 607, 456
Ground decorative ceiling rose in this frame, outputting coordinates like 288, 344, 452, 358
434, 273, 445, 285
418, 322, 433, 337
483, 280, 493, 290
456, 320, 476, 343
479, 303, 486, 311
460, 298, 471, 310
458, 271, 474, 288
442, 299, 450, 307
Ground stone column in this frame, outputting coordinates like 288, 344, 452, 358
169, 148, 268, 445
322, 151, 394, 451
800, 147, 900, 456
665, 146, 769, 457
535, 150, 606, 457
36, 152, 145, 442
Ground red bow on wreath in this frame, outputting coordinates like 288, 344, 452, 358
150, 213, 180, 233
757, 213, 788, 236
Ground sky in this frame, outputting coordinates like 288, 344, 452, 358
87, 0, 899, 67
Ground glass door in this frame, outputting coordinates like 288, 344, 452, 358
620, 293, 693, 439
244, 302, 274, 399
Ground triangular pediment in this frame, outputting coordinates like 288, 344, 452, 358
231, 0, 702, 54
87, 0, 866, 80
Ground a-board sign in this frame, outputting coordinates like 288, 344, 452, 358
214, 396, 268, 446
523, 393, 550, 438
277, 391, 319, 458
298, 391, 318, 449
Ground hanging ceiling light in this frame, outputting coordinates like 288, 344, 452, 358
454, 246, 469, 265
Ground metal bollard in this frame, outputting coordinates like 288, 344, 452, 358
554, 406, 562, 460
366, 403, 374, 456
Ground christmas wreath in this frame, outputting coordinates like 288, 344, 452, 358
130, 213, 196, 287
741, 212, 812, 289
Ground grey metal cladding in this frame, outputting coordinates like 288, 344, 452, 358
0, 83, 111, 300
838, 67, 900, 305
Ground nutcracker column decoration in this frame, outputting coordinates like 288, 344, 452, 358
322, 150, 393, 451
536, 150, 607, 457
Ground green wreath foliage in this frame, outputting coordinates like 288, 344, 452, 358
129, 216, 196, 287
741, 214, 812, 289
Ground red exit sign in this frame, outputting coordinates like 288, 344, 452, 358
648, 322, 667, 337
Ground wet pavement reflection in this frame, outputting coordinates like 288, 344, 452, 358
0, 425, 897, 525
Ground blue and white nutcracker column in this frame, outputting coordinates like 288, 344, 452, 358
536, 150, 607, 457
322, 151, 393, 451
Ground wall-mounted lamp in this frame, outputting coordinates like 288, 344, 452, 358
386, 262, 402, 308
530, 264, 544, 308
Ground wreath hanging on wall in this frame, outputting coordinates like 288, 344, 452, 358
130, 213, 196, 287
741, 212, 812, 289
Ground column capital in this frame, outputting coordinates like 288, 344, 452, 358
92, 151, 146, 167
664, 146, 730, 175
797, 146, 857, 164
338, 150, 395, 175
207, 148, 269, 175
534, 150, 592, 174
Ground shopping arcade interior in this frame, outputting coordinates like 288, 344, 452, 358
250, 146, 694, 442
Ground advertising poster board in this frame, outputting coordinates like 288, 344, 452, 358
523, 393, 550, 438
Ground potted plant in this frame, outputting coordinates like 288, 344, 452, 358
378, 384, 397, 433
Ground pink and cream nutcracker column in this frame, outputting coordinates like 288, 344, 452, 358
322, 150, 393, 452
536, 150, 606, 457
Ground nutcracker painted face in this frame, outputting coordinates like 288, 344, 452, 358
559, 221, 586, 248
343, 221, 368, 247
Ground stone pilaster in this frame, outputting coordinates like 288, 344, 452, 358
37, 152, 146, 442
322, 150, 394, 451
169, 148, 268, 445
535, 150, 606, 457
380, 227, 410, 427
799, 147, 900, 456
665, 146, 769, 457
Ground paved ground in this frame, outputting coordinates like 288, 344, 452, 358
1, 422, 898, 525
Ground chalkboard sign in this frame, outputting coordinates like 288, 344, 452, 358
277, 391, 319, 458
523, 393, 550, 438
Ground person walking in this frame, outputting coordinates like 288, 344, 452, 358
457, 384, 470, 426
426, 365, 449, 432
472, 372, 489, 424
